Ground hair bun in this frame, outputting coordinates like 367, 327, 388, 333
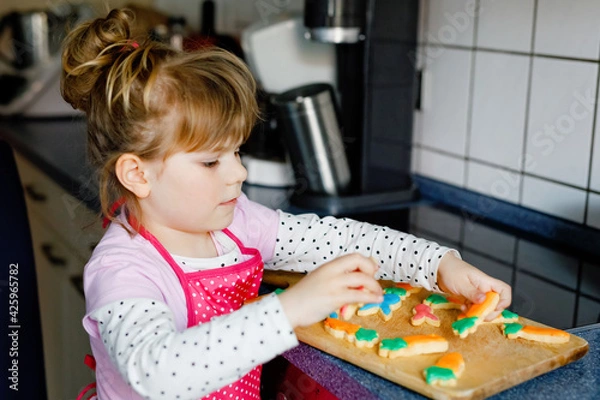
61, 8, 136, 112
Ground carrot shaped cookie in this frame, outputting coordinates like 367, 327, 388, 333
457, 309, 519, 324
452, 291, 500, 338
423, 352, 465, 387
390, 283, 422, 298
411, 304, 440, 327
323, 317, 379, 348
423, 293, 463, 310
378, 335, 448, 358
502, 323, 570, 344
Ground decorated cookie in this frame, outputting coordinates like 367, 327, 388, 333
323, 317, 379, 348
391, 282, 422, 297
330, 303, 360, 320
357, 293, 402, 321
451, 291, 500, 338
382, 286, 411, 301
490, 309, 519, 324
410, 303, 440, 327
423, 352, 465, 387
378, 334, 448, 358
502, 323, 570, 344
457, 309, 519, 324
423, 293, 463, 310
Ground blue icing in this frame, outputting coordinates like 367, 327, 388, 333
359, 293, 401, 317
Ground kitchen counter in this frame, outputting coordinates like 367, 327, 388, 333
281, 323, 598, 399
2, 118, 599, 399
0, 117, 99, 210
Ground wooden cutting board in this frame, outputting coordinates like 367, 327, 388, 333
286, 279, 589, 400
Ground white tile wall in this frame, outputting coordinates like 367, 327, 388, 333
424, 0, 476, 47
476, 0, 534, 52
534, 0, 600, 60
587, 192, 600, 230
420, 47, 472, 156
416, 0, 600, 228
466, 161, 521, 204
524, 57, 597, 188
469, 51, 530, 171
521, 175, 586, 223
417, 148, 465, 187
589, 102, 600, 192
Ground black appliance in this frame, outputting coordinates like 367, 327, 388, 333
291, 0, 420, 214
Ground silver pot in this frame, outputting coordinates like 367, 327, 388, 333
0, 9, 71, 69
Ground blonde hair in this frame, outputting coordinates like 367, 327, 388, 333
61, 9, 259, 227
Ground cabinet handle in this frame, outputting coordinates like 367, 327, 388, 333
24, 184, 48, 202
41, 243, 67, 267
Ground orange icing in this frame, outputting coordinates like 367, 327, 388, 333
324, 317, 360, 335
403, 334, 446, 346
521, 325, 569, 338
465, 291, 499, 318
395, 282, 420, 292
435, 352, 464, 373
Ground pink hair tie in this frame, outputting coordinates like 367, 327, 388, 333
120, 40, 139, 52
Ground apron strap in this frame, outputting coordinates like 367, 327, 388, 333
76, 354, 97, 400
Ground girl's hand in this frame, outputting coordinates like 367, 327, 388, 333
437, 252, 512, 321
278, 253, 384, 328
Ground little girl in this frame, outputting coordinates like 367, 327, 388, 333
62, 9, 511, 400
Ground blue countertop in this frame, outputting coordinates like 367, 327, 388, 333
283, 323, 598, 399
2, 118, 599, 399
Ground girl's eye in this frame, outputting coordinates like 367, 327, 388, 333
202, 160, 219, 168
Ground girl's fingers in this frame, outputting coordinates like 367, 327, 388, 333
333, 253, 379, 276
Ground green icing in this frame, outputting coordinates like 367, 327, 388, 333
452, 317, 478, 334
384, 287, 407, 297
380, 337, 408, 351
274, 288, 286, 295
426, 294, 448, 304
501, 309, 519, 319
424, 366, 456, 384
355, 327, 378, 342
503, 322, 524, 336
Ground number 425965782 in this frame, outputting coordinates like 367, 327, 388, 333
9, 263, 19, 323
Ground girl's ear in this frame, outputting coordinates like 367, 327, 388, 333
115, 154, 151, 198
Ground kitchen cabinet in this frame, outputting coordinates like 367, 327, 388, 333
13, 151, 102, 400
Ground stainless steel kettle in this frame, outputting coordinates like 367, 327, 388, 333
0, 9, 69, 69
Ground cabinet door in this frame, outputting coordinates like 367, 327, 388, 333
14, 152, 104, 268
61, 275, 93, 398
28, 212, 69, 400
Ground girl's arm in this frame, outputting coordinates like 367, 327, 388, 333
91, 294, 297, 399
265, 211, 458, 292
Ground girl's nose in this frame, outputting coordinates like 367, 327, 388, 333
230, 156, 248, 184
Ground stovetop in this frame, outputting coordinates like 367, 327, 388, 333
342, 202, 600, 330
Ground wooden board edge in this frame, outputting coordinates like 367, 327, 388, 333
296, 325, 590, 400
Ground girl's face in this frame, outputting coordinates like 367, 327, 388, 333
140, 142, 248, 245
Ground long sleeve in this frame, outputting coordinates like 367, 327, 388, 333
91, 294, 298, 400
265, 211, 460, 292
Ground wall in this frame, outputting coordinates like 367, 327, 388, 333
153, 0, 304, 34
412, 0, 600, 230
0, 0, 152, 15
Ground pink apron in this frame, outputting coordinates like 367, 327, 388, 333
136, 224, 265, 400
78, 217, 265, 400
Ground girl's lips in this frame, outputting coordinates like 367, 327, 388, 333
220, 198, 238, 206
